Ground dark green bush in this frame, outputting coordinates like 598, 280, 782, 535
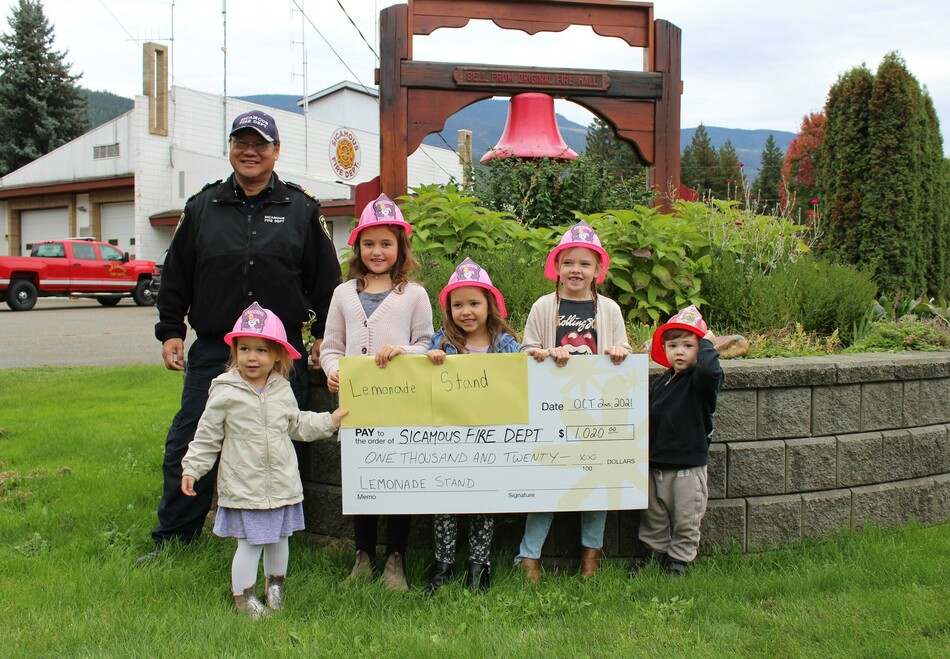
702, 252, 877, 343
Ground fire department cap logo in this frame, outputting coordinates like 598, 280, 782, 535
239, 302, 268, 333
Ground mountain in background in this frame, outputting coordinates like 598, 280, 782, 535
81, 88, 134, 128
85, 92, 796, 178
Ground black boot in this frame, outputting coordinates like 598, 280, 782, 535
465, 561, 491, 592
629, 549, 668, 577
423, 561, 454, 596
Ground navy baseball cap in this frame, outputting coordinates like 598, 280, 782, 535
229, 110, 279, 143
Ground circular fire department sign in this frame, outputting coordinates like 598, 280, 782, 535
329, 127, 361, 180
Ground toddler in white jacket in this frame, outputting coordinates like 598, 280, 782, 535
181, 301, 347, 619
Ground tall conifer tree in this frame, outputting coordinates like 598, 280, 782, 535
753, 135, 784, 214
680, 124, 718, 196
816, 66, 874, 267
0, 0, 87, 175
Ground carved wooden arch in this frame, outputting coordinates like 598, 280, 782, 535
376, 0, 682, 202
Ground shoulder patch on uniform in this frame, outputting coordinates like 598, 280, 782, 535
318, 215, 332, 240
285, 180, 318, 201
187, 179, 222, 202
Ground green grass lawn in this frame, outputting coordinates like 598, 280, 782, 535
1, 366, 947, 657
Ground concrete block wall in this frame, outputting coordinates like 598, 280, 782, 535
300, 352, 950, 559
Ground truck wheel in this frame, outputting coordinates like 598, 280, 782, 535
5, 280, 38, 311
132, 279, 156, 306
97, 297, 122, 306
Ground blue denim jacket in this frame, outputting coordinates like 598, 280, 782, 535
427, 328, 521, 354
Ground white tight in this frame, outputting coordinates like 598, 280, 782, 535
231, 537, 290, 594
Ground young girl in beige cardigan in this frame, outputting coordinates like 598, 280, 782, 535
319, 193, 433, 591
515, 220, 632, 583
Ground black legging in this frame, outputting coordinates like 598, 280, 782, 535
353, 515, 411, 556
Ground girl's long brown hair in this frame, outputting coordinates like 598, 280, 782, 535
347, 226, 419, 293
438, 288, 518, 353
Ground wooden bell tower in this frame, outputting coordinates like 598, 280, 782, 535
374, 0, 682, 202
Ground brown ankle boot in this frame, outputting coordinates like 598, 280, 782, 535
233, 587, 269, 619
381, 552, 409, 592
519, 557, 541, 584
579, 547, 602, 577
264, 575, 285, 610
347, 550, 376, 581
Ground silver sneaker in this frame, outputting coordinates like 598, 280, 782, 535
234, 587, 269, 620
264, 575, 285, 611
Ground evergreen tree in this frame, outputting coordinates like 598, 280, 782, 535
919, 93, 949, 295
816, 52, 949, 297
862, 52, 926, 293
753, 134, 784, 214
585, 117, 644, 174
715, 139, 743, 200
0, 0, 87, 176
680, 123, 718, 196
816, 66, 874, 267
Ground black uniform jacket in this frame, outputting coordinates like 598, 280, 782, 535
155, 173, 342, 348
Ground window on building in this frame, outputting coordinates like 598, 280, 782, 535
93, 143, 120, 159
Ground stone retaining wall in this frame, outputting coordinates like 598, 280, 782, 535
301, 352, 950, 559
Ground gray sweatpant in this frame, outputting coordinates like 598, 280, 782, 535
638, 466, 708, 563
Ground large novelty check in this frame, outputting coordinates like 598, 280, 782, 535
337, 353, 649, 514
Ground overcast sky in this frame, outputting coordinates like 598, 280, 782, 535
4, 0, 949, 153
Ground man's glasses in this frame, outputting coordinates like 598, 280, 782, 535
230, 138, 273, 152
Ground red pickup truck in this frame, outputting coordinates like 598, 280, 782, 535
0, 238, 156, 311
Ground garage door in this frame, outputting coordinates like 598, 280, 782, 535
21, 208, 68, 254
100, 202, 135, 257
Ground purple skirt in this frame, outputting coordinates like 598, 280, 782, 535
213, 503, 305, 545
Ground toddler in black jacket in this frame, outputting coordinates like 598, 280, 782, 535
637, 305, 723, 577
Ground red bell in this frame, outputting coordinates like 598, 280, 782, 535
480, 92, 579, 163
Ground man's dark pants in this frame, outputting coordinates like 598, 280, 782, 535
150, 336, 308, 546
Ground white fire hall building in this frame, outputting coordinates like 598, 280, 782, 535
0, 44, 460, 260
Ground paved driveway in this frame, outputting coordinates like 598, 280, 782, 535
0, 298, 194, 369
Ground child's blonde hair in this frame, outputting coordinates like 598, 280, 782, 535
227, 336, 294, 380
347, 225, 420, 293
438, 287, 518, 353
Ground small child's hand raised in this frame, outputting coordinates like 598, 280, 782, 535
427, 349, 447, 365
181, 475, 196, 497
331, 408, 349, 429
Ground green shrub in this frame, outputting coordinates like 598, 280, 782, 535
702, 253, 876, 343
400, 184, 519, 263
845, 318, 950, 352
